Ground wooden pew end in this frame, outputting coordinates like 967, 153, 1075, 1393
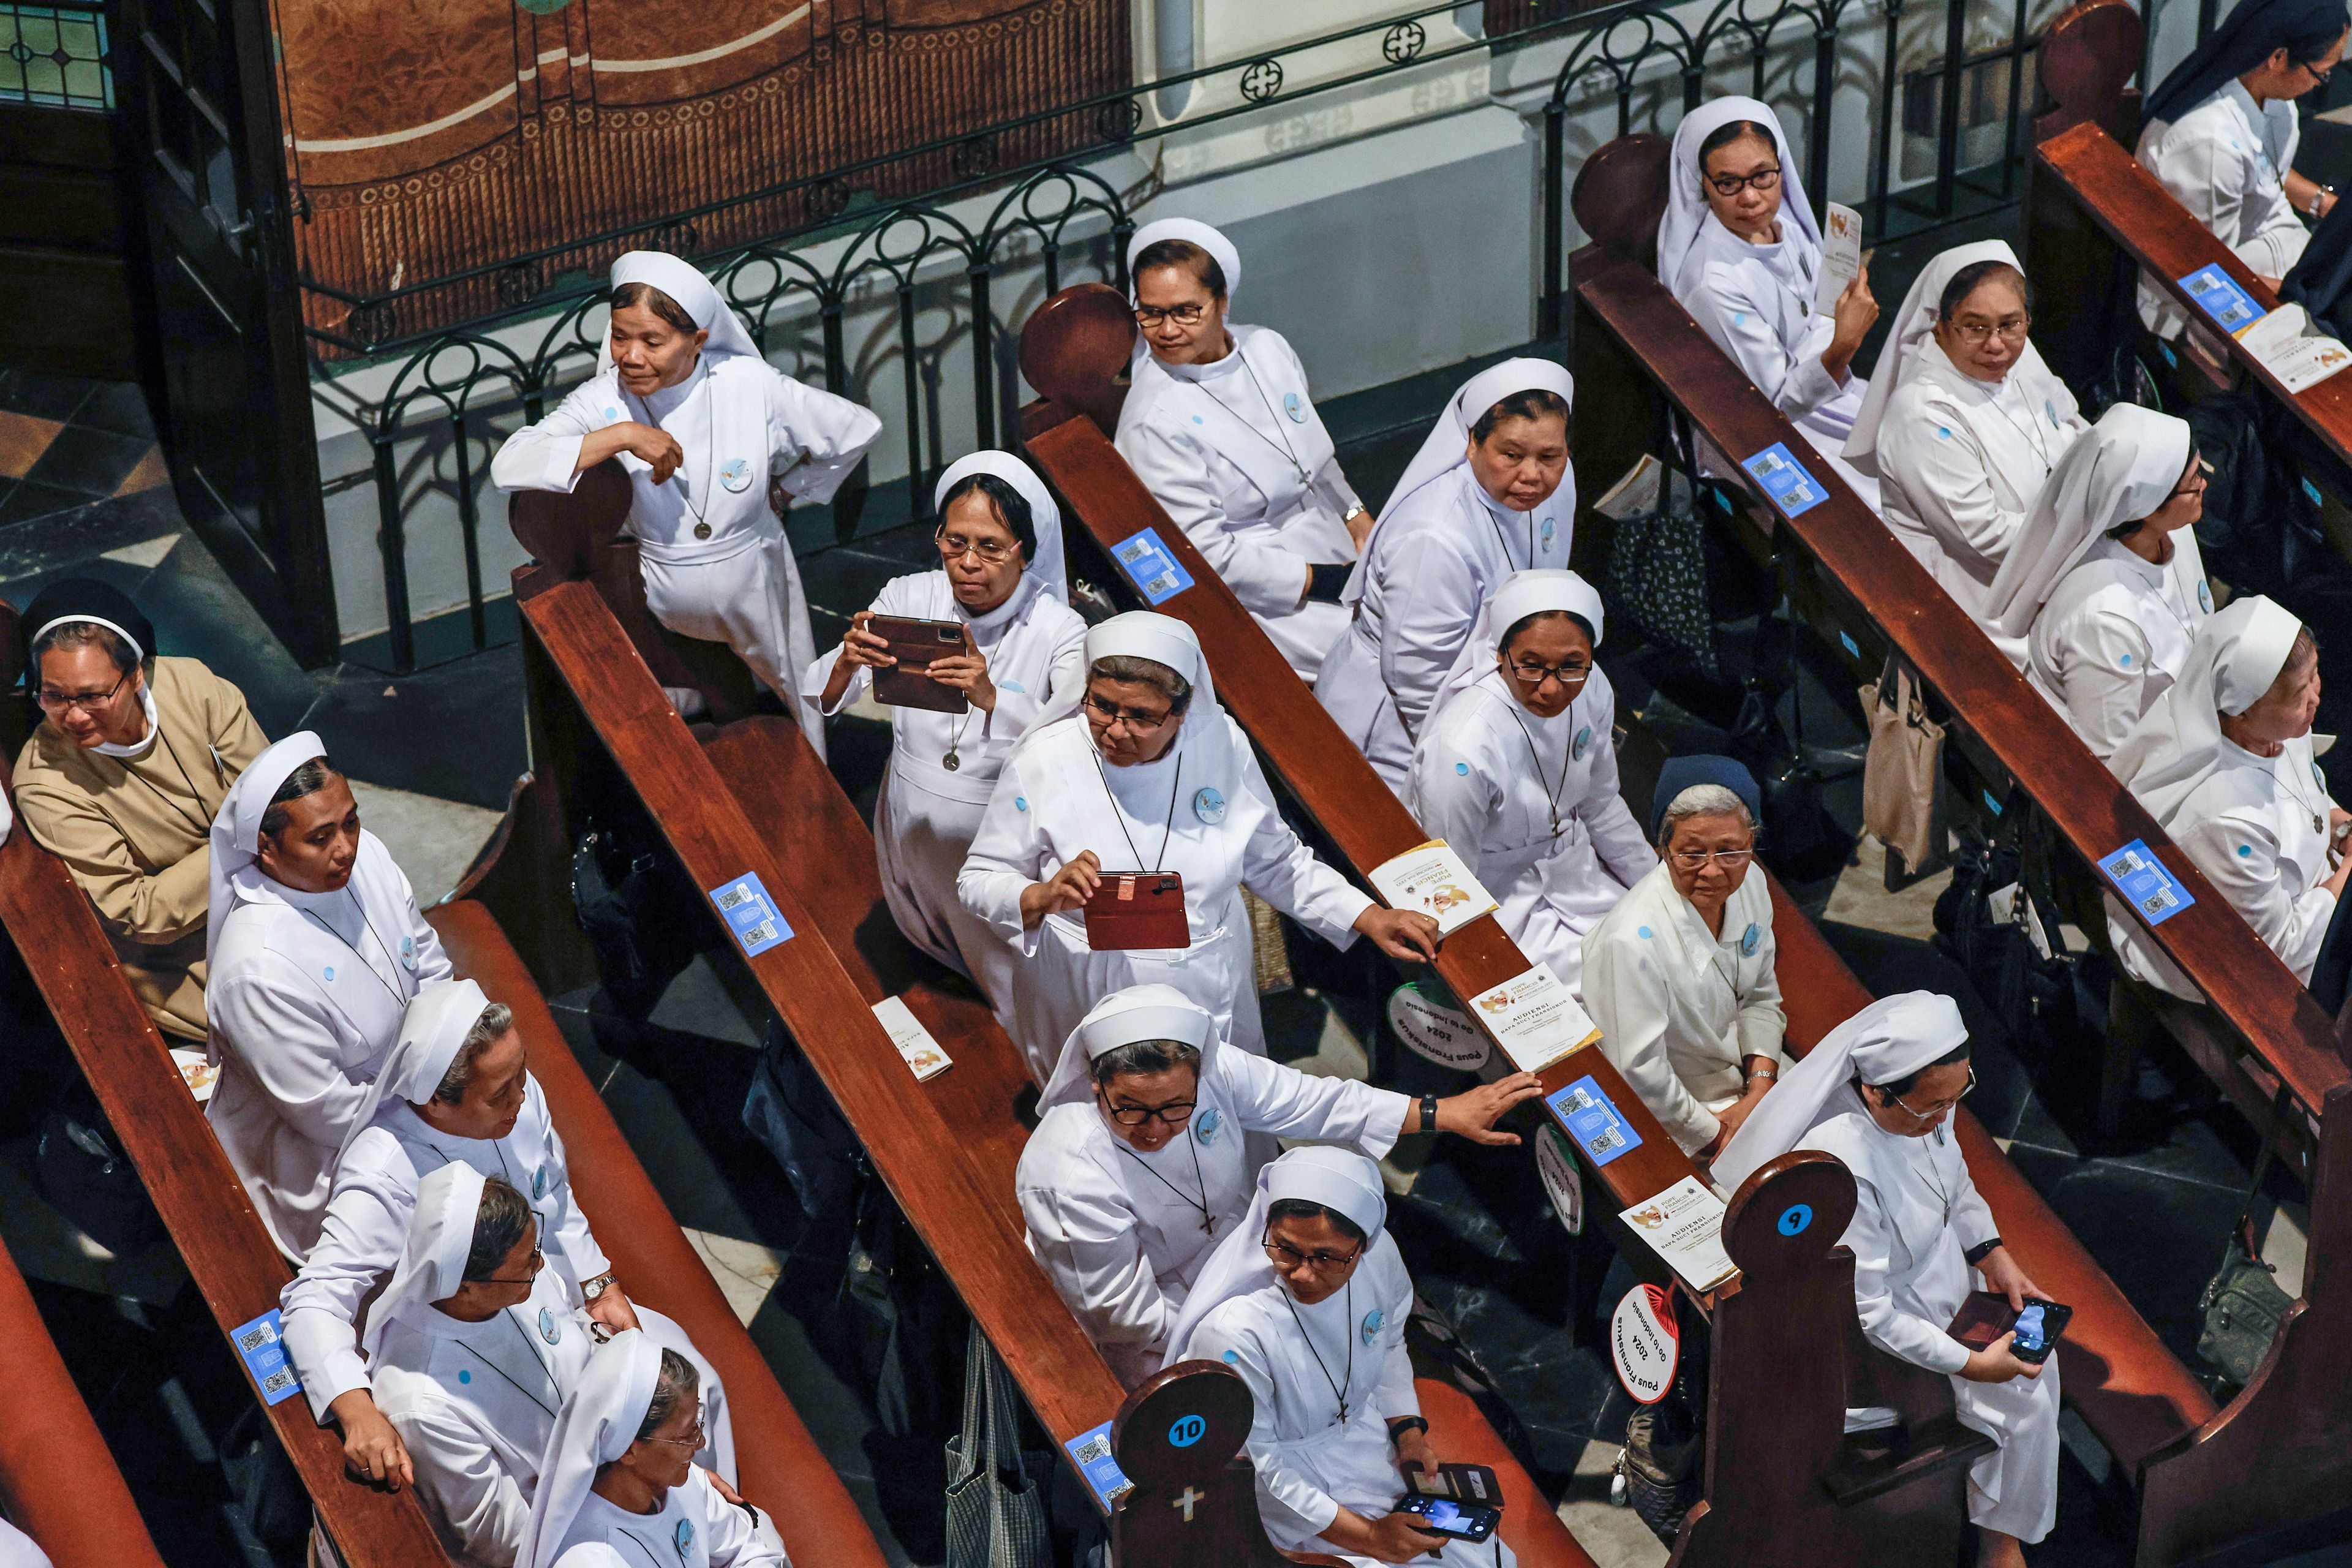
510, 458, 632, 581
1569, 134, 1671, 266
1018, 283, 1136, 437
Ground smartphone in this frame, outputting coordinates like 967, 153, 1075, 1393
867, 615, 971, 714
2008, 1297, 2072, 1365
1394, 1493, 1501, 1544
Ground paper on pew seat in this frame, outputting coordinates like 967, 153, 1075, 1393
1469, 965, 1601, 1073
2238, 303, 2352, 393
1592, 453, 1663, 521
1370, 840, 1499, 938
1812, 202, 1864, 316
871, 995, 952, 1082
1620, 1175, 1738, 1292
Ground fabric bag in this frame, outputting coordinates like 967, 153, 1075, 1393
943, 1331, 1053, 1568
1603, 464, 1719, 680
1860, 654, 1945, 875
569, 823, 701, 1020
741, 1020, 864, 1224
2198, 1091, 2295, 1390
34, 1092, 158, 1255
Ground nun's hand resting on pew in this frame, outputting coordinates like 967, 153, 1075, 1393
1406, 1072, 1545, 1146
326, 1390, 414, 1491
1020, 851, 1103, 929
1354, 907, 1442, 962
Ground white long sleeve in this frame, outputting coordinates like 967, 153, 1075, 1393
1221, 1049, 1410, 1156
390, 1397, 535, 1566
1586, 937, 1724, 1156
956, 756, 1052, 954
1118, 417, 1311, 617
1234, 745, 1372, 947
1686, 265, 1847, 424
2176, 806, 2339, 983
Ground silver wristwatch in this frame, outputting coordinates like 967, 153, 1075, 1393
581, 1272, 616, 1302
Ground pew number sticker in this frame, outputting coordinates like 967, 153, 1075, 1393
230, 1309, 303, 1406
2098, 839, 2195, 926
707, 872, 794, 957
1065, 1420, 1134, 1510
1110, 527, 1196, 605
1548, 1074, 1643, 1167
1740, 442, 1826, 519
2178, 265, 2266, 334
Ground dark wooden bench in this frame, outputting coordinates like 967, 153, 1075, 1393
1566, 149, 2352, 1566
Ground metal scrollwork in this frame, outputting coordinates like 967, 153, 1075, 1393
1239, 58, 1284, 103
1382, 21, 1427, 65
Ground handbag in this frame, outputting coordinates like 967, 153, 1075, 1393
2197, 1090, 2296, 1390
1934, 786, 2077, 1048
569, 823, 702, 1020
1602, 464, 1720, 680
943, 1331, 1054, 1568
34, 1092, 159, 1256
1860, 654, 1945, 876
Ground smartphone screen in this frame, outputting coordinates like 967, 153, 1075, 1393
1401, 1496, 1496, 1539
2013, 1304, 2046, 1354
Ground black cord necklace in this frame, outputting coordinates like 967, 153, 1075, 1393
1093, 749, 1183, 872
1114, 1125, 1216, 1234
1499, 683, 1577, 840
1281, 1278, 1355, 1426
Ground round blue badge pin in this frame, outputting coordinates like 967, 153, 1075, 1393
1540, 518, 1555, 549
540, 1308, 560, 1344
719, 457, 754, 494
1637, 925, 1652, 940
1573, 725, 1592, 761
399, 935, 416, 970
323, 966, 335, 981
1283, 392, 1306, 423
1223, 1349, 1239, 1364
1193, 786, 1227, 824
458, 1369, 472, 1384
1455, 761, 1469, 775
676, 1519, 695, 1560
1014, 796, 1028, 812
1360, 1307, 1384, 1346
1196, 1107, 1221, 1147
533, 1165, 548, 1200
2199, 581, 2213, 612
1741, 922, 1760, 957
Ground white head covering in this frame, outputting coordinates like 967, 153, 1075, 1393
1037, 982, 1219, 1114
363, 1160, 490, 1360
2109, 595, 2307, 824
1426, 568, 1607, 726
1657, 97, 1823, 299
1380, 358, 1578, 520
1710, 991, 1970, 1195
1126, 219, 1242, 306
1046, 609, 1219, 730
933, 450, 1068, 607
334, 978, 493, 1164
601, 251, 759, 369
205, 730, 328, 975
521, 1330, 668, 1568
1983, 405, 2195, 639
1159, 1146, 1390, 1369
1844, 239, 2034, 473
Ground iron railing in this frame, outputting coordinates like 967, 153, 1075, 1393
330, 0, 2094, 673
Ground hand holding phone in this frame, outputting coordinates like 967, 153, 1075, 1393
2008, 1298, 2071, 1365
1390, 1493, 1501, 1544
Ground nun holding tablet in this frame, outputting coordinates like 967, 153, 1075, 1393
805, 451, 1087, 1004
494, 251, 882, 750
1114, 219, 1369, 681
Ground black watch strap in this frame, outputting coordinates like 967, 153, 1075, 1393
1420, 1093, 1439, 1134
1389, 1415, 1430, 1439
1964, 1237, 2005, 1267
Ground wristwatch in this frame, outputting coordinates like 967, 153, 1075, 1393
581, 1272, 617, 1302
1963, 1238, 2005, 1267
1420, 1093, 1439, 1134
1388, 1415, 1430, 1442
1343, 502, 1370, 526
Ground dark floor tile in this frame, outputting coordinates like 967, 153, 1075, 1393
120, 527, 323, 737
0, 486, 183, 574
21, 423, 155, 500
296, 645, 528, 810
71, 380, 156, 439
0, 477, 100, 527
0, 366, 94, 423
2023, 1149, 2244, 1366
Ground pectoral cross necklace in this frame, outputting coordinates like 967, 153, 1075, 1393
1115, 1127, 1215, 1233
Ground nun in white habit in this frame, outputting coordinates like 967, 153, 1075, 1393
2108, 596, 2347, 997
958, 612, 1438, 1081
1983, 405, 2213, 758
1017, 985, 1539, 1388
1713, 993, 2059, 1566
282, 980, 735, 1489
1317, 358, 1577, 790
205, 733, 451, 1259
1659, 97, 1881, 507
492, 251, 883, 751
1114, 219, 1368, 680
1406, 571, 1656, 998
519, 1334, 780, 1568
804, 452, 1086, 1000
1170, 1147, 1514, 1567
1847, 242, 2087, 650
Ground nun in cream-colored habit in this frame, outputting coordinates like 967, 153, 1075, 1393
2107, 595, 2347, 996
1982, 405, 2212, 759
1316, 358, 1577, 791
1714, 993, 2059, 1567
803, 452, 1086, 1006
493, 251, 881, 751
1114, 218, 1367, 680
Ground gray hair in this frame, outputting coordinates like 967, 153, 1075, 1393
1088, 655, 1192, 712
1656, 783, 1755, 849
431, 1003, 516, 1105
1090, 1039, 1201, 1090
636, 1348, 700, 1443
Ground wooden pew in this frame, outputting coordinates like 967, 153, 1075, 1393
1566, 165, 2352, 1565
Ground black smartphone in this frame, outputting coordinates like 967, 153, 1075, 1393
2009, 1297, 2072, 1365
1394, 1493, 1502, 1544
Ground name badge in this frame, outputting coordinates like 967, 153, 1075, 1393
1740, 922, 1760, 957
1283, 391, 1306, 423
1572, 725, 1593, 761
719, 456, 755, 492
1193, 786, 1227, 824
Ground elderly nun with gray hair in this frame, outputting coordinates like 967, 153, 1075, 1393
1581, 757, 1787, 1161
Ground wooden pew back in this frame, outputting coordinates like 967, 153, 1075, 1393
2032, 0, 2144, 145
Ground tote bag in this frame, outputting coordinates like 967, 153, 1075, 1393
1860, 654, 1945, 875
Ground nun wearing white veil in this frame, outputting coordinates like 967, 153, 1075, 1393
493, 251, 883, 751
205, 732, 450, 1260
2107, 597, 2346, 996
1713, 993, 2058, 1568
1847, 242, 2087, 636
521, 1333, 778, 1568
1406, 571, 1656, 998
1114, 219, 1369, 680
1659, 97, 1881, 507
1316, 358, 1577, 791
804, 452, 1086, 1001
1983, 405, 2212, 755
957, 612, 1439, 1082
1017, 985, 1537, 1388
1170, 1147, 1515, 1567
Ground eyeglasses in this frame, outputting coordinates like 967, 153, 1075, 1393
1950, 317, 2032, 345
1134, 303, 1209, 328
37, 667, 132, 714
1084, 693, 1177, 732
1262, 1233, 1365, 1275
646, 1410, 706, 1452
1668, 847, 1754, 871
1887, 1066, 1977, 1122
937, 530, 1019, 564
479, 1243, 544, 1286
2166, 454, 2209, 501
2302, 58, 2334, 86
1706, 166, 1782, 197
1506, 658, 1592, 690
1102, 1096, 1196, 1128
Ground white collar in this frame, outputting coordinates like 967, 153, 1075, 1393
91, 681, 161, 760
636, 355, 709, 422
1159, 331, 1248, 385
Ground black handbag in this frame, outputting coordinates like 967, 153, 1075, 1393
1934, 787, 2075, 1047
34, 1092, 158, 1256
2197, 1091, 2296, 1391
1603, 465, 1720, 680
569, 823, 701, 1020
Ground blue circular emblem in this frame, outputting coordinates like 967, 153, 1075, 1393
2239, 844, 2254, 858
719, 456, 754, 494
1777, 1204, 1814, 1236
1283, 392, 1306, 423
1740, 922, 1760, 957
1196, 1107, 1221, 1147
1193, 786, 1227, 824
2199, 581, 2213, 612
533, 1165, 548, 1200
1360, 1307, 1384, 1346
1014, 796, 1028, 812
1572, 725, 1592, 761
399, 935, 417, 970
1637, 925, 1653, 940
675, 1519, 695, 1560
1455, 761, 1469, 775
1191, 414, 1205, 425
458, 1369, 472, 1384
1222, 1349, 1238, 1364
539, 1308, 560, 1344
1168, 1413, 1207, 1448
1540, 518, 1556, 549
2119, 652, 2133, 668
323, 965, 336, 981
2316, 763, 2328, 790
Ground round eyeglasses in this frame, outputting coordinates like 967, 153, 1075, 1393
1706, 166, 1782, 198
1134, 303, 1209, 328
1262, 1232, 1365, 1276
